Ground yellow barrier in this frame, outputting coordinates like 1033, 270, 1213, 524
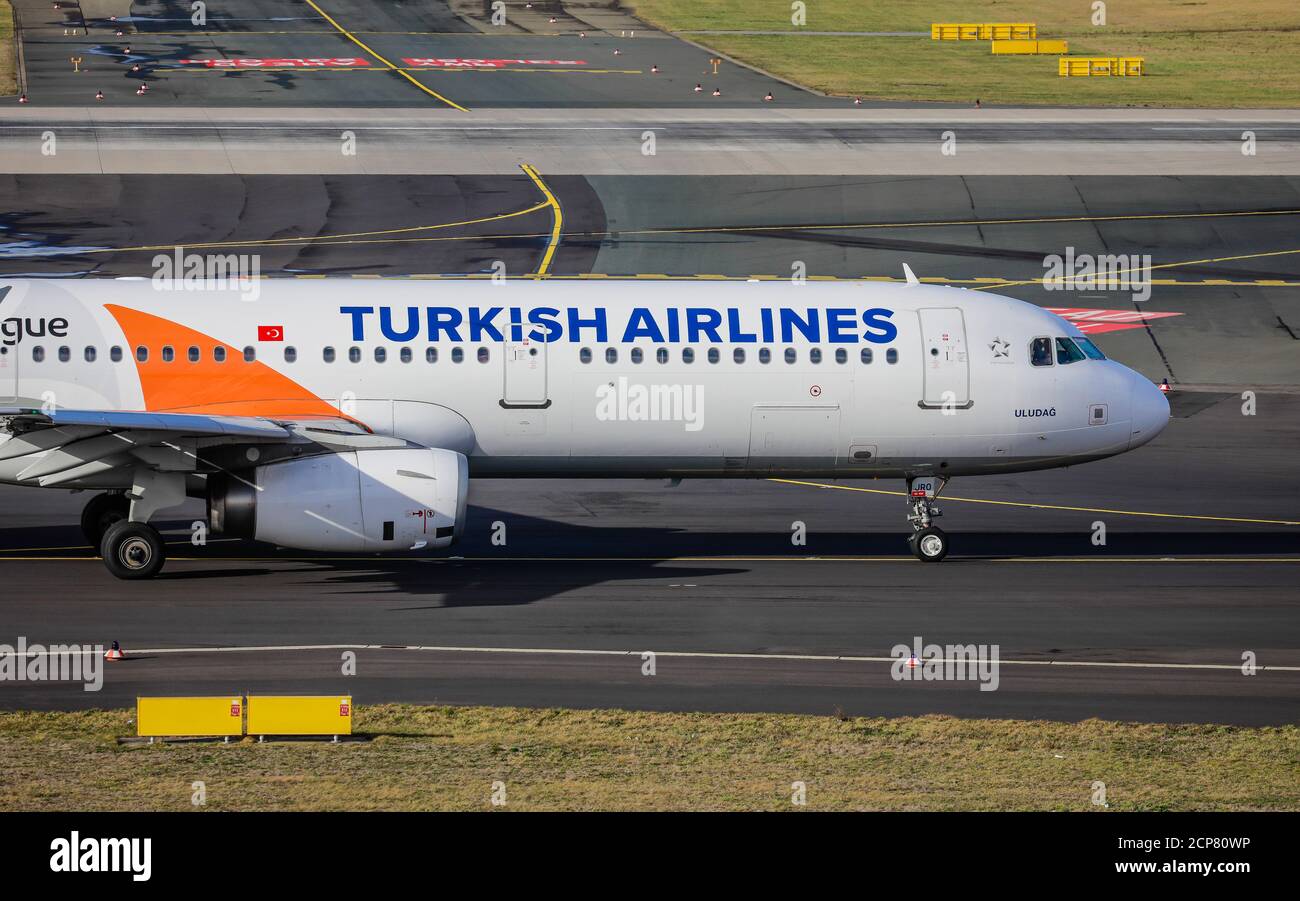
932, 23, 1036, 41
137, 696, 243, 738
1059, 57, 1144, 77
247, 695, 353, 738
992, 39, 1068, 55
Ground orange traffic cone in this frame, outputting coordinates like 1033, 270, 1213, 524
1159, 378, 1171, 393
104, 640, 125, 661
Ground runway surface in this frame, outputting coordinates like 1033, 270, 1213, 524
0, 390, 1297, 723
3, 108, 1299, 175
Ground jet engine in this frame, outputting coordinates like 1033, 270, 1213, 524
208, 447, 468, 552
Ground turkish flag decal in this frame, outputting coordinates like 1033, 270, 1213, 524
258, 325, 284, 341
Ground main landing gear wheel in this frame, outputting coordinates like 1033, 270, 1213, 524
101, 520, 166, 580
909, 526, 949, 563
80, 492, 130, 549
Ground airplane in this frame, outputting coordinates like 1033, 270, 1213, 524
0, 274, 1169, 578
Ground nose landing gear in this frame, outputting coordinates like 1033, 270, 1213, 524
907, 476, 949, 562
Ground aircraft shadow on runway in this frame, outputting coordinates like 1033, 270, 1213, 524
0, 506, 1296, 561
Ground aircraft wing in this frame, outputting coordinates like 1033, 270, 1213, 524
0, 407, 376, 488
0, 407, 293, 439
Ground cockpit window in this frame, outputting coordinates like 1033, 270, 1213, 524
1055, 337, 1087, 364
1030, 337, 1053, 367
1075, 337, 1106, 360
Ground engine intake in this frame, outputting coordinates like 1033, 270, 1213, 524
208, 448, 468, 552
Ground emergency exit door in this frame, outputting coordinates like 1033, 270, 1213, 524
501, 337, 549, 408
918, 308, 971, 409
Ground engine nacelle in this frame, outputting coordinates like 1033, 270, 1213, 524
208, 448, 468, 553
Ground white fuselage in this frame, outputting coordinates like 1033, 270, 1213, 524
0, 278, 1169, 485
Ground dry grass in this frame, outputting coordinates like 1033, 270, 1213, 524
0, 2, 16, 97
1, 705, 1297, 810
626, 0, 1300, 106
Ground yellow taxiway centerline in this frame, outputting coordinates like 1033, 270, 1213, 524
521, 163, 564, 277
770, 478, 1300, 526
301, 0, 468, 111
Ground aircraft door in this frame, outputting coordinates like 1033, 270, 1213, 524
0, 345, 15, 402
918, 307, 971, 409
501, 336, 549, 408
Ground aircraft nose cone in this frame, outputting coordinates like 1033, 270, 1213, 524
1129, 372, 1170, 450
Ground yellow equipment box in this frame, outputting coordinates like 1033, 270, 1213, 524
247, 695, 353, 737
137, 696, 244, 738
932, 23, 1036, 41
992, 39, 1068, 55
1059, 57, 1144, 77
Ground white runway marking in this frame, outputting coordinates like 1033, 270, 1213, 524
26, 643, 1293, 673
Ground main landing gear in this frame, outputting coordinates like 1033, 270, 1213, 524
906, 476, 949, 563
82, 472, 185, 580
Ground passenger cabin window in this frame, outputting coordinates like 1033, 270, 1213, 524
285, 346, 297, 363
110, 346, 123, 362
243, 346, 256, 363
733, 348, 745, 364
682, 348, 695, 363
759, 348, 771, 364
375, 347, 387, 363
58, 346, 70, 362
835, 348, 847, 364
1030, 337, 1053, 367
84, 346, 96, 362
655, 348, 668, 364
784, 348, 796, 364
348, 347, 361, 363
886, 348, 899, 364
213, 346, 226, 363
478, 347, 490, 363
188, 346, 200, 363
1055, 337, 1086, 365
707, 348, 720, 364
631, 348, 644, 364
137, 346, 149, 363
32, 346, 44, 362
161, 346, 175, 363
426, 347, 437, 363
451, 347, 464, 363
400, 347, 412, 363
861, 348, 873, 364
579, 347, 592, 364
323, 347, 336, 363
605, 348, 617, 364
809, 348, 822, 364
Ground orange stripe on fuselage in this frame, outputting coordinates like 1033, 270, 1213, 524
104, 304, 344, 420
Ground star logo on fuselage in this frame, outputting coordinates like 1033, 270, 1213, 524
990, 337, 1010, 358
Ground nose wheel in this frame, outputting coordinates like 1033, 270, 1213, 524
906, 476, 950, 562
909, 526, 949, 562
